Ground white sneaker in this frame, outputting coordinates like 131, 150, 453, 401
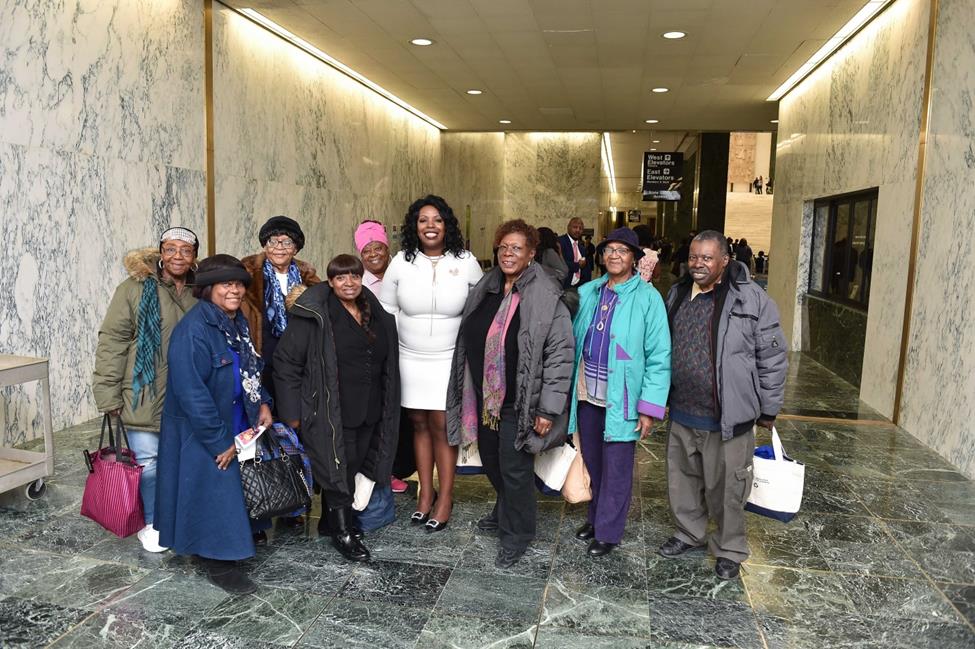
137, 524, 169, 553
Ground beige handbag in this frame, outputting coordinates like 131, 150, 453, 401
561, 444, 592, 503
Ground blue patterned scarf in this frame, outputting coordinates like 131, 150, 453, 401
263, 259, 301, 339
201, 300, 264, 428
131, 276, 161, 406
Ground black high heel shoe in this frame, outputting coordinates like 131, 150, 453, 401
410, 490, 438, 526
424, 502, 452, 534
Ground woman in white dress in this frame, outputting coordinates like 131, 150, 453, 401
380, 195, 483, 531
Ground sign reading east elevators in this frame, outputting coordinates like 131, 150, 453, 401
642, 152, 683, 202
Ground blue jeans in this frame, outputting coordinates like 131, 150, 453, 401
127, 430, 158, 525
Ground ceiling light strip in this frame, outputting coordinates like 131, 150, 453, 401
235, 7, 447, 130
767, 0, 892, 102
601, 133, 617, 196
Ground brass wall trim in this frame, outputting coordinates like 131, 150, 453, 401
777, 414, 896, 427
893, 0, 940, 423
204, 0, 216, 256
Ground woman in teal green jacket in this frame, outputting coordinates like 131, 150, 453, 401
568, 227, 671, 557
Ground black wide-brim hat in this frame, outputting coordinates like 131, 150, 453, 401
596, 227, 645, 260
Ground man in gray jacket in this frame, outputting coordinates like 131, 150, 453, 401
658, 230, 788, 580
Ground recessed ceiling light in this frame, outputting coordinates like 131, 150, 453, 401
651, 87, 669, 93
499, 119, 511, 124
645, 119, 659, 124
466, 89, 483, 95
652, 139, 660, 143
770, 119, 779, 123
650, 148, 657, 151
662, 31, 686, 39
410, 38, 434, 46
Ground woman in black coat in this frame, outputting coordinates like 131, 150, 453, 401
274, 254, 400, 561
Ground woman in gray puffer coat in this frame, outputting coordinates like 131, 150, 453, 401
446, 219, 574, 569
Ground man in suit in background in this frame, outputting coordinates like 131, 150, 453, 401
559, 217, 592, 290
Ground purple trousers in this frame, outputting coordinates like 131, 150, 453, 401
577, 401, 636, 544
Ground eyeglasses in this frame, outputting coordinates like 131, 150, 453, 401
266, 238, 296, 250
687, 254, 718, 264
603, 246, 633, 258
161, 246, 194, 258
497, 244, 525, 255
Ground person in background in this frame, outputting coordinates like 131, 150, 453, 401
673, 237, 690, 278
659, 230, 787, 580
275, 254, 400, 561
755, 251, 767, 275
240, 215, 320, 532
734, 238, 753, 275
535, 226, 569, 285
354, 219, 409, 495
155, 255, 274, 594
380, 195, 483, 532
568, 227, 671, 558
633, 224, 660, 283
92, 227, 199, 554
447, 219, 574, 568
583, 234, 596, 276
558, 217, 591, 290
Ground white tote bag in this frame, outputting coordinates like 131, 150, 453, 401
745, 427, 805, 523
456, 441, 484, 475
533, 443, 578, 493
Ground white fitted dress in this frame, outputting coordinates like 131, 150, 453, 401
380, 250, 483, 410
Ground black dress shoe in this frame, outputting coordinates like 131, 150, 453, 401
325, 508, 370, 562
477, 513, 499, 533
197, 558, 258, 595
715, 557, 741, 580
317, 517, 363, 540
252, 530, 268, 546
424, 518, 449, 533
587, 539, 617, 557
658, 536, 705, 558
411, 490, 438, 526
495, 547, 525, 569
574, 523, 595, 542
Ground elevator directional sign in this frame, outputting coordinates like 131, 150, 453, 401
642, 152, 683, 202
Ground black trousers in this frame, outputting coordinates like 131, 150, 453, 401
323, 421, 378, 509
478, 405, 536, 552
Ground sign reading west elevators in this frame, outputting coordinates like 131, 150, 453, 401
642, 152, 683, 202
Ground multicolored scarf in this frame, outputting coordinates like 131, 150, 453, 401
201, 300, 264, 428
263, 259, 302, 339
131, 275, 162, 406
481, 290, 521, 430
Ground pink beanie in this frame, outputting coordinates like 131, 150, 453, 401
354, 221, 389, 253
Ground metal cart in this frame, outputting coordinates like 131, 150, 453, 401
0, 355, 54, 500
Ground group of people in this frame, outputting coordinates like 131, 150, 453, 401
93, 197, 787, 595
751, 176, 772, 194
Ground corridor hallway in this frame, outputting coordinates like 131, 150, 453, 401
0, 353, 972, 649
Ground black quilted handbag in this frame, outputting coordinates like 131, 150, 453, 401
239, 440, 312, 520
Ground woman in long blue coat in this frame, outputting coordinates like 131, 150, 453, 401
155, 254, 272, 595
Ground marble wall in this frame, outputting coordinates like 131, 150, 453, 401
768, 0, 929, 419
0, 0, 206, 445
899, 0, 975, 477
441, 131, 601, 256
211, 7, 442, 270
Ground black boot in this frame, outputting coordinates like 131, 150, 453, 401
317, 513, 364, 540
196, 557, 257, 595
325, 507, 370, 562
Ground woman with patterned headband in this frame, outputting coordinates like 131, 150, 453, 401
92, 227, 199, 554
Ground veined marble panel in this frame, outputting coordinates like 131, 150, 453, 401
504, 132, 601, 235
0, 0, 205, 169
768, 0, 929, 413
901, 0, 975, 478
441, 132, 504, 260
0, 143, 206, 444
211, 7, 441, 266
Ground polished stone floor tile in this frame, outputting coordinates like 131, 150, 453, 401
417, 611, 536, 648
434, 568, 545, 624
0, 598, 90, 649
743, 565, 857, 623
102, 569, 230, 626
13, 557, 146, 612
533, 627, 653, 648
837, 573, 963, 623
338, 559, 451, 607
16, 511, 113, 554
550, 540, 649, 592
297, 597, 430, 648
250, 547, 355, 596
173, 628, 274, 648
454, 533, 555, 580
884, 521, 975, 583
646, 555, 747, 601
193, 586, 328, 646
759, 612, 975, 649
818, 539, 922, 578
647, 594, 764, 648
938, 582, 975, 626
47, 611, 186, 648
539, 578, 651, 638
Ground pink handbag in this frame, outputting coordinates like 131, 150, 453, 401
80, 414, 145, 538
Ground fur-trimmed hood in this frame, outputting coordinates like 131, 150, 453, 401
123, 248, 161, 282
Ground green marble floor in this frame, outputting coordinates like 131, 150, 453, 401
0, 354, 972, 648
